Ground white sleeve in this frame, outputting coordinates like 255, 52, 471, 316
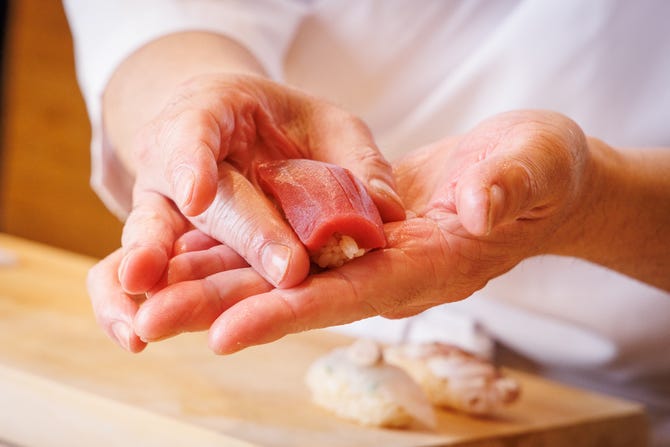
62, 0, 308, 219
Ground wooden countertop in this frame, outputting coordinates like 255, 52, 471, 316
0, 233, 649, 446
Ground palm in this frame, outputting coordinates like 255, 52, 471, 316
378, 138, 525, 318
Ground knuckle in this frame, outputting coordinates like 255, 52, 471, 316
135, 108, 221, 174
275, 293, 304, 332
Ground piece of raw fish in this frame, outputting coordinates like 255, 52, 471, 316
257, 159, 386, 268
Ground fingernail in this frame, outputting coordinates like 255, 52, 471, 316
261, 242, 291, 286
370, 178, 404, 208
174, 166, 195, 209
487, 184, 505, 235
111, 321, 131, 351
118, 253, 130, 284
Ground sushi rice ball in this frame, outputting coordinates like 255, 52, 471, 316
305, 339, 436, 428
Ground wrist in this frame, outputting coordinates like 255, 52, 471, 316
543, 136, 618, 259
543, 136, 670, 291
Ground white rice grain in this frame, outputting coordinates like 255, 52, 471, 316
313, 233, 366, 268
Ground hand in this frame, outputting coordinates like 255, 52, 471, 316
120, 73, 404, 289
130, 110, 595, 353
88, 73, 404, 352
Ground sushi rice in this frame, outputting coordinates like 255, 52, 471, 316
312, 233, 366, 268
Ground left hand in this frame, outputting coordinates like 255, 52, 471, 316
130, 110, 594, 353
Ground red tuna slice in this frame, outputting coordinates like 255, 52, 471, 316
257, 159, 386, 267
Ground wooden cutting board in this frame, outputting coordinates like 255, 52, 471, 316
0, 233, 648, 446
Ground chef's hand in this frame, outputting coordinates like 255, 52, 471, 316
129, 110, 596, 352
119, 73, 404, 290
87, 73, 404, 352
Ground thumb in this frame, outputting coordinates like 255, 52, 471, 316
455, 150, 570, 237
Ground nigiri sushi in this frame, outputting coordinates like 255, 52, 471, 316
384, 342, 521, 416
305, 339, 436, 428
257, 159, 386, 268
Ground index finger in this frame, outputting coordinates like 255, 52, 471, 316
190, 161, 311, 288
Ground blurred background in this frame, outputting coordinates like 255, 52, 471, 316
0, 0, 122, 258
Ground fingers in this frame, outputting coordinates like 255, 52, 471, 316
255, 80, 405, 222
305, 107, 406, 222
172, 229, 219, 255
86, 249, 147, 353
134, 79, 263, 218
347, 149, 406, 224
134, 108, 221, 217
119, 190, 190, 294
207, 271, 378, 354
191, 162, 311, 288
134, 268, 273, 342
367, 166, 407, 223
166, 244, 249, 285
207, 221, 448, 354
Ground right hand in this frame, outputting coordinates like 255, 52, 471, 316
89, 73, 405, 352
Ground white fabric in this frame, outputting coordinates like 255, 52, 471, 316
64, 0, 670, 443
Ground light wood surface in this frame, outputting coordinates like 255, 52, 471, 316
0, 0, 123, 258
0, 233, 649, 446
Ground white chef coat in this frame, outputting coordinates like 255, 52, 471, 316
63, 1, 670, 444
